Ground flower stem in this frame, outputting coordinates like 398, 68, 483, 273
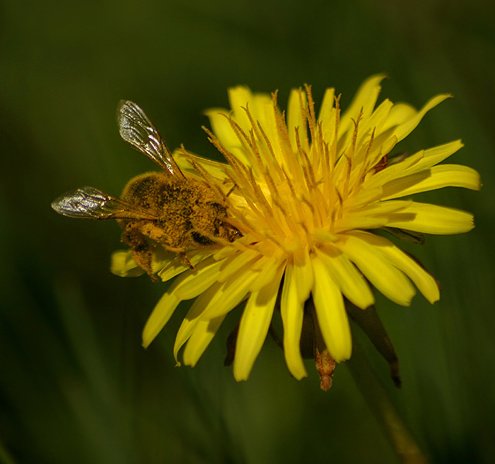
348, 341, 428, 464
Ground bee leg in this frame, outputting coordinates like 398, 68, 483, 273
131, 246, 158, 281
121, 225, 156, 280
180, 253, 194, 269
160, 243, 194, 270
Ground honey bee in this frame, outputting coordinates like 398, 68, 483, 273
52, 100, 240, 276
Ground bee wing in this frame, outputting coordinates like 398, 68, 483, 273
51, 186, 159, 220
117, 100, 185, 178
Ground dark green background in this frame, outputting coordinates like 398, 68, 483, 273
1, 0, 494, 462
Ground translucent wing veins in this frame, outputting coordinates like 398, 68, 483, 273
117, 100, 185, 178
51, 186, 158, 220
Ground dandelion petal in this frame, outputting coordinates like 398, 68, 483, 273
183, 315, 226, 366
173, 283, 221, 363
233, 265, 284, 381
350, 231, 439, 303
281, 265, 307, 379
312, 256, 352, 361
337, 234, 416, 306
393, 94, 451, 142
383, 164, 481, 199
142, 292, 181, 348
317, 248, 374, 309
386, 203, 475, 234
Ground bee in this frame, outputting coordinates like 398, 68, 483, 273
52, 100, 240, 277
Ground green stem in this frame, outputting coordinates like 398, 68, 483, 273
348, 341, 428, 464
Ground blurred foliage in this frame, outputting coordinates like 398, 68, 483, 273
1, 0, 494, 462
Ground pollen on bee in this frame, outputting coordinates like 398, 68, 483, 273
52, 99, 241, 280
117, 170, 240, 275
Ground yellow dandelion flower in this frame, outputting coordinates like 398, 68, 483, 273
112, 75, 480, 382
